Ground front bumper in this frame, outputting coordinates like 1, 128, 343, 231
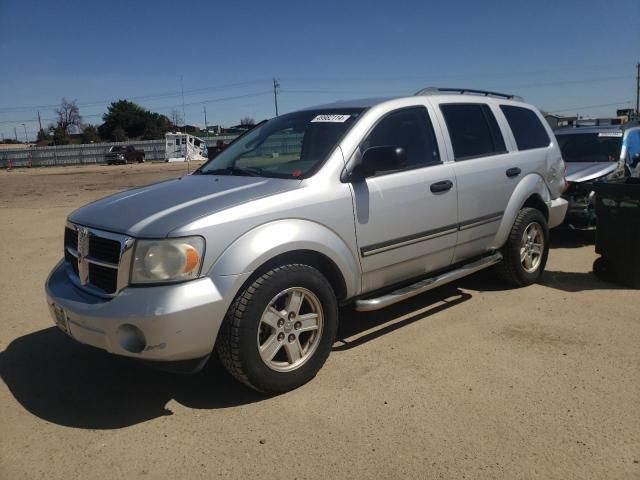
45, 260, 247, 363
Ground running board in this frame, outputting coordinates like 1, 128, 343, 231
354, 252, 503, 312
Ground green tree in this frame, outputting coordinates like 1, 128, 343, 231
52, 126, 70, 145
36, 129, 50, 146
112, 126, 127, 142
100, 100, 171, 140
81, 125, 100, 143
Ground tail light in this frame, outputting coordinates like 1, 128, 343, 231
561, 159, 569, 193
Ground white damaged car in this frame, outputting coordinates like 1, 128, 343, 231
555, 123, 640, 229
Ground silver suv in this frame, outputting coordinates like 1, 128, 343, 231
45, 87, 568, 392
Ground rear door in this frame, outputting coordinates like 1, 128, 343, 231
435, 102, 517, 262
351, 105, 458, 292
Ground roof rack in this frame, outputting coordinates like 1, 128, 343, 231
414, 87, 523, 101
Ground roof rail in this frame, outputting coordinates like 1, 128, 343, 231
414, 87, 523, 101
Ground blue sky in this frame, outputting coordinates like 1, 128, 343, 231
0, 0, 638, 140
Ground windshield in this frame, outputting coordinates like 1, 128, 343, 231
197, 108, 364, 178
110, 146, 123, 152
556, 133, 622, 163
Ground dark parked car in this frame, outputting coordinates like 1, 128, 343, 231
105, 145, 146, 165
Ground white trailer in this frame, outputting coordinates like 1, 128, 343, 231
165, 133, 208, 162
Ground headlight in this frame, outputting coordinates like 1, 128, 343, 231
131, 236, 205, 284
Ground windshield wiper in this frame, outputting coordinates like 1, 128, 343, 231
197, 166, 262, 177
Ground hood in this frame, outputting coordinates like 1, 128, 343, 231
565, 162, 618, 183
68, 174, 302, 237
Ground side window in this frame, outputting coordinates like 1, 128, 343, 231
361, 106, 440, 169
500, 105, 550, 150
440, 103, 506, 160
625, 130, 640, 163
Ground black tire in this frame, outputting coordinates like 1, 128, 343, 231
495, 207, 549, 287
593, 256, 615, 283
216, 264, 338, 393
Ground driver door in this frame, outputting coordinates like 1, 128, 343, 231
350, 106, 458, 293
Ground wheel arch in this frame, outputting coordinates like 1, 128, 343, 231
242, 249, 348, 301
522, 193, 549, 221
492, 174, 552, 249
208, 219, 359, 301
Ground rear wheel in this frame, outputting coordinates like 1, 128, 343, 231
216, 264, 338, 393
495, 207, 549, 286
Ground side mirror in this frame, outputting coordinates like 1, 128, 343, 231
631, 153, 640, 168
349, 146, 407, 181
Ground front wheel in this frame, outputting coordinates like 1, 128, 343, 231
216, 264, 338, 393
495, 207, 549, 286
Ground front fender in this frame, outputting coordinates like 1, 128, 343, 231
208, 219, 360, 298
491, 174, 551, 249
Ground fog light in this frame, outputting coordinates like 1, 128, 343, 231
116, 324, 146, 353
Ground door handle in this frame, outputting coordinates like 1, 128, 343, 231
506, 167, 521, 178
430, 180, 453, 193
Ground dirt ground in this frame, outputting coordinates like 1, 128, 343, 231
0, 163, 638, 479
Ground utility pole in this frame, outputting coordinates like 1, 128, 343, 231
181, 75, 186, 129
203, 106, 208, 131
14, 127, 18, 141
37, 111, 43, 133
636, 62, 639, 119
21, 124, 27, 142
273, 78, 280, 116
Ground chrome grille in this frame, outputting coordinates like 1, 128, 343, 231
63, 223, 134, 296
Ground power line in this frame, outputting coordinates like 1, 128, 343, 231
153, 90, 272, 111
280, 76, 633, 97
0, 91, 273, 124
548, 100, 633, 113
492, 75, 632, 90
0, 76, 634, 128
0, 79, 272, 113
283, 63, 632, 84
0, 65, 622, 113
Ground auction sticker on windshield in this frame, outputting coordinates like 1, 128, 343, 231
311, 114, 351, 123
598, 132, 623, 137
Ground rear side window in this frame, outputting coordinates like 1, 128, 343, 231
440, 104, 506, 160
500, 105, 550, 150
